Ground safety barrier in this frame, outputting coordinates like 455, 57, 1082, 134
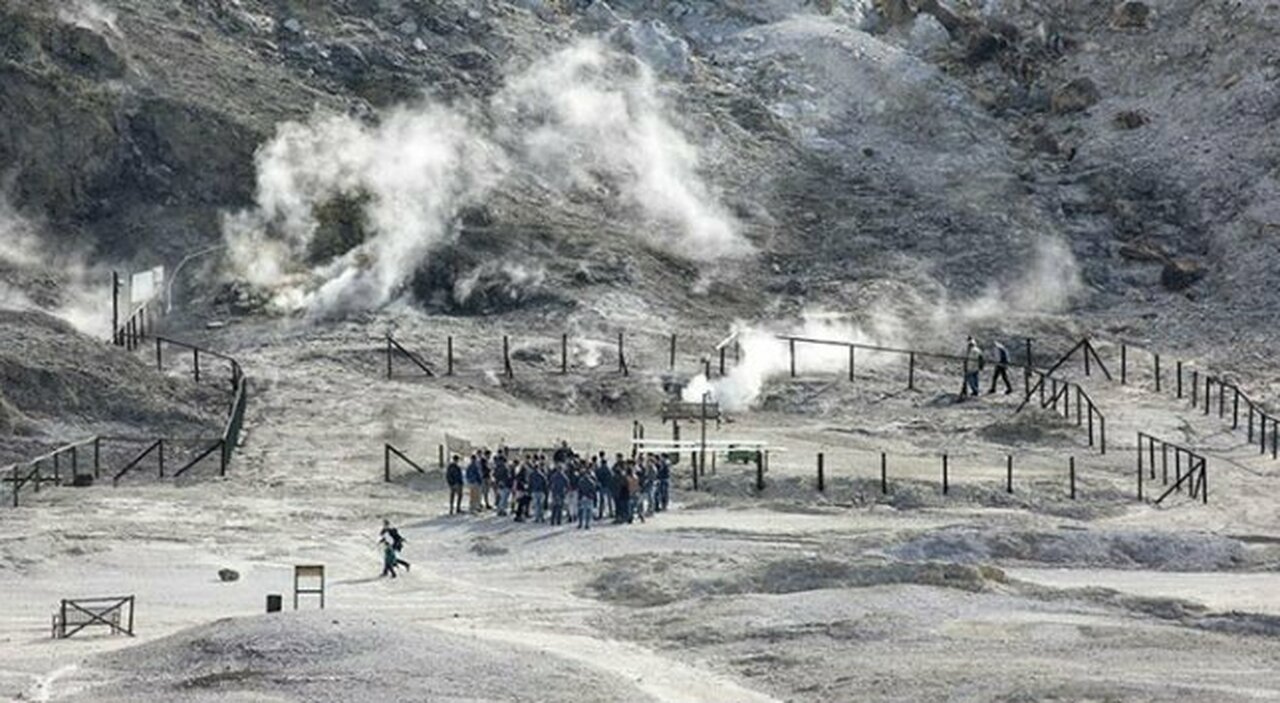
1136, 432, 1208, 505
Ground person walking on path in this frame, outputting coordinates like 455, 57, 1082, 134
988, 340, 1013, 395
446, 455, 464, 515
577, 472, 598, 530
465, 453, 484, 514
549, 464, 569, 526
379, 519, 410, 575
613, 462, 630, 525
963, 336, 984, 398
513, 460, 532, 523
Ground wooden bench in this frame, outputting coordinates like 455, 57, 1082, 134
52, 596, 135, 639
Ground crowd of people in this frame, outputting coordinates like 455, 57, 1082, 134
378, 445, 674, 577
444, 442, 674, 529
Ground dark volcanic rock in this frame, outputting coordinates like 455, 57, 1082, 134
1161, 259, 1206, 291
1051, 78, 1102, 114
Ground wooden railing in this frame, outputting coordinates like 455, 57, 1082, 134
1137, 432, 1207, 505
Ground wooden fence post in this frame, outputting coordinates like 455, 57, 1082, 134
1120, 344, 1127, 384
438, 444, 445, 470
817, 452, 825, 493
384, 444, 391, 483
908, 353, 916, 390
789, 339, 796, 378
942, 454, 949, 495
1006, 454, 1013, 493
561, 333, 568, 375
155, 337, 163, 370
880, 452, 887, 495
618, 332, 627, 377
447, 336, 454, 376
1176, 361, 1183, 398
1137, 438, 1144, 501
1069, 456, 1076, 500
503, 336, 513, 378
669, 334, 676, 370
719, 346, 726, 377
1154, 353, 1161, 392
755, 451, 764, 492
848, 346, 855, 383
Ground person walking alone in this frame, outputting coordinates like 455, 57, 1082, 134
379, 519, 410, 575
988, 340, 1013, 395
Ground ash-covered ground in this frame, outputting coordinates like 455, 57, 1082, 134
4, 0, 1280, 701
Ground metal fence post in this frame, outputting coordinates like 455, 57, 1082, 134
562, 333, 568, 375
1006, 454, 1013, 494
789, 339, 796, 378
669, 334, 676, 370
1069, 456, 1076, 500
384, 444, 391, 483
447, 336, 454, 376
1154, 353, 1161, 392
908, 353, 916, 390
816, 452, 824, 493
942, 454, 949, 495
1120, 344, 1127, 384
880, 452, 887, 495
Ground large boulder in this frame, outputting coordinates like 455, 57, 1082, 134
1051, 77, 1101, 114
1111, 1, 1152, 30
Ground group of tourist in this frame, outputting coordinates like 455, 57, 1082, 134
446, 442, 673, 530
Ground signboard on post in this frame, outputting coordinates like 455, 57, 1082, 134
129, 266, 165, 305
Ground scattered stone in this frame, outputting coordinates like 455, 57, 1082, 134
1051, 77, 1101, 114
1113, 109, 1149, 129
218, 568, 240, 582
1161, 259, 1206, 291
1118, 241, 1166, 263
1111, 1, 1152, 30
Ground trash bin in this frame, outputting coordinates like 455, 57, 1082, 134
266, 594, 282, 613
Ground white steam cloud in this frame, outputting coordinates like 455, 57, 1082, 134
683, 237, 1083, 412
683, 310, 906, 411
224, 106, 504, 314
224, 39, 749, 314
57, 0, 119, 35
0, 200, 111, 337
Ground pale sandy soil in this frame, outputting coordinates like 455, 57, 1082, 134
3, 320, 1279, 701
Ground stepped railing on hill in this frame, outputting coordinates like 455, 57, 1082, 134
2, 336, 248, 507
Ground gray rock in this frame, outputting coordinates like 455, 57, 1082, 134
1051, 77, 1101, 114
1111, 1, 1152, 29
1161, 259, 1206, 291
217, 568, 240, 582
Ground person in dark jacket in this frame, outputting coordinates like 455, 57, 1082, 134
465, 453, 483, 514
379, 519, 410, 575
549, 465, 569, 526
494, 452, 512, 516
513, 461, 531, 522
655, 455, 671, 512
612, 462, 629, 524
988, 341, 1013, 395
530, 462, 549, 523
445, 455, 464, 515
594, 459, 613, 520
577, 473, 598, 530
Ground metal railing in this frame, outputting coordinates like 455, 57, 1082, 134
1017, 370, 1107, 454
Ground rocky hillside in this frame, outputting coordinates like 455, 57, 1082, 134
2, 0, 1278, 438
